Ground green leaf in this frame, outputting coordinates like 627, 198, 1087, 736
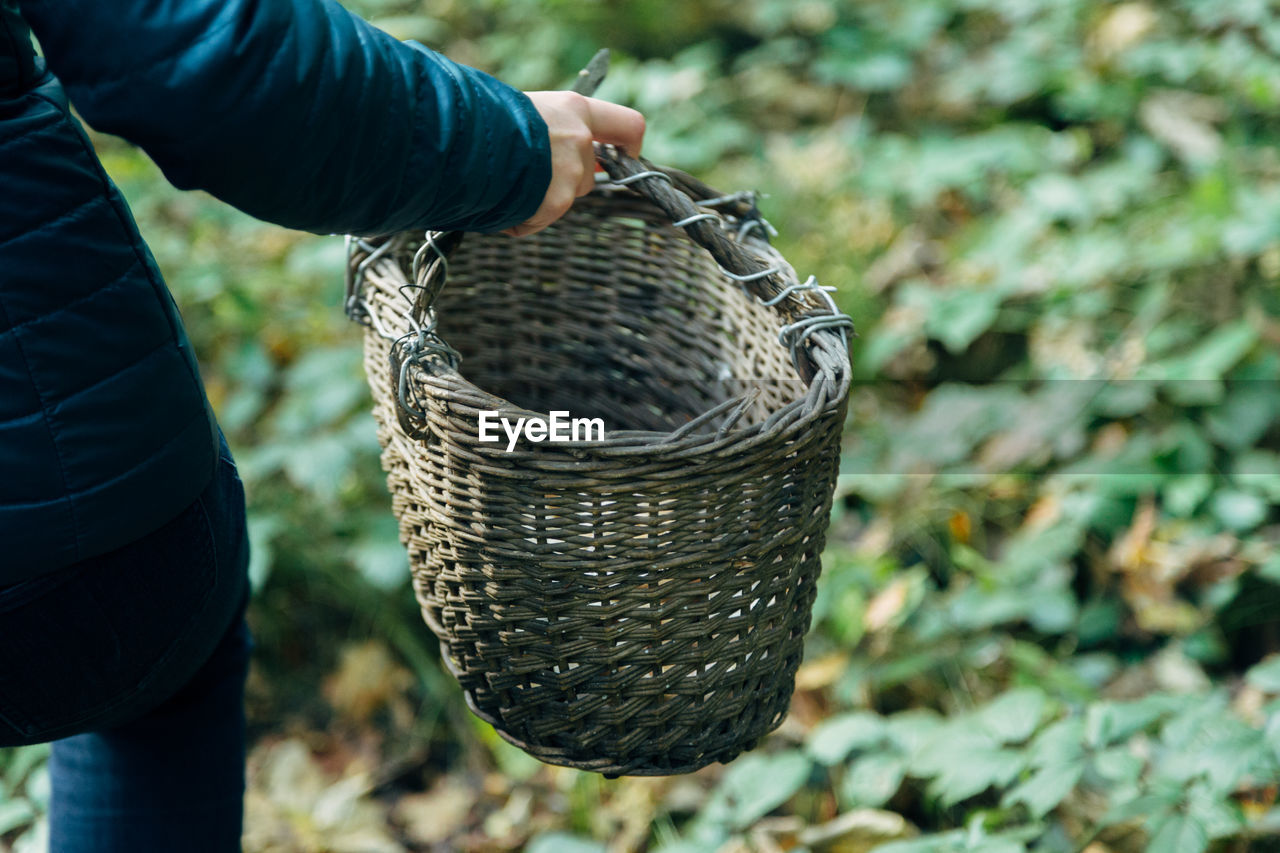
1146, 813, 1209, 853
473, 722, 543, 782
275, 346, 369, 433
1085, 696, 1185, 747
1103, 780, 1185, 825
969, 839, 1027, 853
1162, 474, 1213, 517
246, 513, 284, 593
887, 384, 1019, 469
717, 751, 810, 827
348, 538, 409, 590
1246, 656, 1280, 693
839, 752, 907, 808
806, 711, 887, 765
1094, 381, 1157, 417
526, 834, 605, 853
817, 50, 914, 91
1093, 745, 1145, 785
948, 586, 1029, 631
1001, 761, 1084, 817
347, 514, 409, 591
2, 744, 49, 790
1211, 489, 1269, 532
1233, 451, 1280, 501
875, 831, 967, 853
1149, 321, 1258, 381
1186, 783, 1245, 839
861, 323, 919, 373
885, 709, 946, 754
925, 288, 1001, 354
283, 236, 348, 278
1261, 552, 1280, 583
1026, 173, 1092, 222
653, 841, 722, 853
1077, 597, 1126, 646
1266, 713, 1280, 764
1027, 718, 1087, 768
0, 799, 35, 837
1207, 382, 1280, 449
367, 14, 449, 44
23, 764, 48, 809
912, 731, 1027, 806
1007, 640, 1097, 702
281, 434, 355, 505
975, 688, 1049, 744
1185, 728, 1265, 795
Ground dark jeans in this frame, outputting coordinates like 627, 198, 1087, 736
0, 439, 251, 852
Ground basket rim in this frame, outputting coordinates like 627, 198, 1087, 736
355, 182, 853, 456
400, 349, 849, 455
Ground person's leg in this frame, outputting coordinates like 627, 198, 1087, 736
48, 612, 251, 853
33, 439, 253, 853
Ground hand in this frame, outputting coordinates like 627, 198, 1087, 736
505, 91, 645, 237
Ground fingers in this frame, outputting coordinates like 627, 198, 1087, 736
584, 98, 646, 158
509, 91, 646, 238
510, 139, 588, 237
510, 159, 594, 237
575, 152, 598, 197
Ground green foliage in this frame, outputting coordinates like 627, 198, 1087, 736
0, 745, 49, 849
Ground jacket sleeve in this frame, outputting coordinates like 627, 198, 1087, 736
17, 0, 551, 235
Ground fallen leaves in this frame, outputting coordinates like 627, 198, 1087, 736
392, 777, 478, 846
864, 575, 919, 633
243, 738, 403, 853
1089, 3, 1158, 60
1138, 91, 1227, 167
1107, 498, 1248, 635
323, 640, 415, 727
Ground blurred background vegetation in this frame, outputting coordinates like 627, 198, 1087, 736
4, 0, 1280, 850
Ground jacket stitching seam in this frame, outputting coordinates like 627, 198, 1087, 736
0, 409, 45, 430
0, 194, 102, 252
0, 87, 80, 556
0, 274, 80, 560
0, 407, 209, 512
0, 115, 60, 153
29, 92, 198, 559
0, 257, 141, 337
36, 334, 172, 416
33, 92, 189, 371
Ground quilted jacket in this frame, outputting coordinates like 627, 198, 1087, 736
0, 0, 551, 582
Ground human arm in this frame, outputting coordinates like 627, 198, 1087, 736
17, 0, 560, 235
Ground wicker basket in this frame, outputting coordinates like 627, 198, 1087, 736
345, 148, 852, 776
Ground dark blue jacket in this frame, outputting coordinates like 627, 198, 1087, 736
0, 0, 551, 582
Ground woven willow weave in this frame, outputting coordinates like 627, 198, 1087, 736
347, 155, 851, 776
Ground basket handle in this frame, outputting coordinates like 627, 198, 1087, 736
594, 145, 784, 301
383, 52, 850, 390
573, 50, 785, 301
